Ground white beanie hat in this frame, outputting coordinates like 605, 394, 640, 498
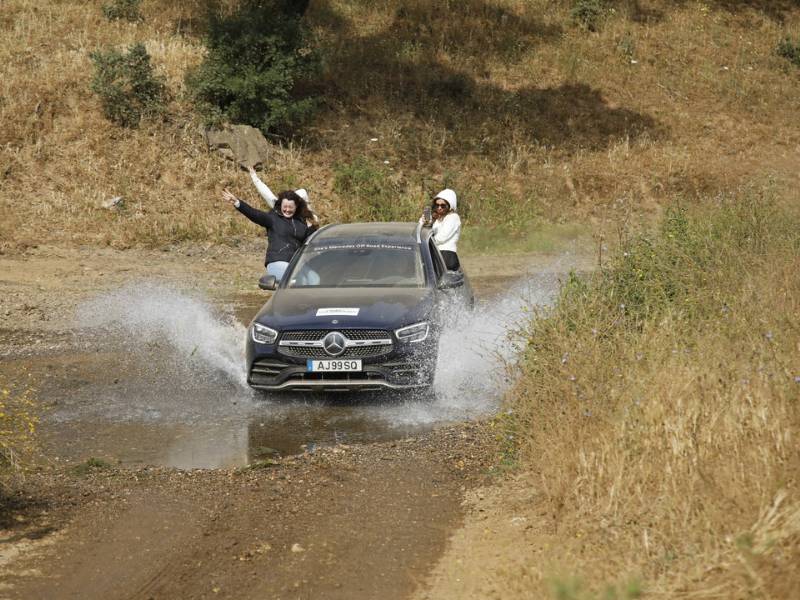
435, 189, 457, 211
295, 188, 310, 207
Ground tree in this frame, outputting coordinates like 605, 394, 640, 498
185, 0, 320, 133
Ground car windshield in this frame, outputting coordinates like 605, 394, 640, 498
285, 242, 425, 288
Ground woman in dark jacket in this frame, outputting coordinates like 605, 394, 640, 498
221, 187, 317, 281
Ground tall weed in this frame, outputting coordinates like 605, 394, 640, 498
500, 181, 800, 597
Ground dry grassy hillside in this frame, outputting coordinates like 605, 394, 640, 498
1, 0, 799, 253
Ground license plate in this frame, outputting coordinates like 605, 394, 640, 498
307, 359, 362, 372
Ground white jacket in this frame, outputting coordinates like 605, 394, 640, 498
421, 212, 461, 253
250, 172, 318, 222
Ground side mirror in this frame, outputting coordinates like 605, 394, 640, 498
438, 271, 464, 290
258, 275, 279, 291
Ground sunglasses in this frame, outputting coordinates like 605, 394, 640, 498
434, 202, 448, 209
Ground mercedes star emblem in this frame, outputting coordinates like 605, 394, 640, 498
322, 332, 346, 357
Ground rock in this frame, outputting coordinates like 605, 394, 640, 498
291, 543, 305, 553
203, 125, 272, 169
102, 196, 124, 210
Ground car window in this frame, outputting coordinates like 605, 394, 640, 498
428, 239, 446, 280
286, 244, 425, 288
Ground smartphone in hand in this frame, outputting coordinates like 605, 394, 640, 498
423, 206, 431, 222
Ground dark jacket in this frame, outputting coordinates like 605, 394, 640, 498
236, 200, 317, 266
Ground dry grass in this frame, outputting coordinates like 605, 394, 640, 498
1, 1, 799, 253
496, 185, 800, 598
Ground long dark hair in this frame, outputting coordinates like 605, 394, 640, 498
277, 190, 313, 221
430, 199, 453, 223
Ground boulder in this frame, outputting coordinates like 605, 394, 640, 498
203, 125, 272, 169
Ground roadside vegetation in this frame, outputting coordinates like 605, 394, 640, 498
498, 181, 800, 598
2, 1, 799, 255
0, 371, 38, 478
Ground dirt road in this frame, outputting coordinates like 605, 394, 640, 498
0, 241, 588, 599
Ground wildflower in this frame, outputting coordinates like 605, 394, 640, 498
795, 378, 800, 383
672, 350, 678, 354
570, 377, 577, 381
765, 334, 773, 339
636, 355, 643, 360
560, 404, 566, 409
591, 329, 597, 334
584, 412, 590, 417
578, 394, 584, 398
620, 304, 626, 309
686, 350, 691, 354
635, 400, 640, 405
743, 379, 749, 384
562, 359, 567, 364
624, 408, 629, 412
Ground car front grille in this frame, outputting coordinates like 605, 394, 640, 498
280, 330, 389, 341
278, 329, 393, 359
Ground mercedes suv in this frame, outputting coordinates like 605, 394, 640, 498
245, 222, 473, 392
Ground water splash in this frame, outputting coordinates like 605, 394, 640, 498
53, 266, 567, 468
77, 282, 248, 388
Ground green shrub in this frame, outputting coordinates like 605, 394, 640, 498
101, 0, 142, 22
89, 41, 167, 127
71, 457, 110, 476
572, 0, 604, 31
776, 35, 800, 68
185, 0, 320, 133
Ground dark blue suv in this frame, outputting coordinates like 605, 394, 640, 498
246, 222, 473, 392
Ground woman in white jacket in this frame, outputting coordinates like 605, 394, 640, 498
248, 166, 318, 222
420, 188, 461, 271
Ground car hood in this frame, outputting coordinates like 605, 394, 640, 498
253, 287, 434, 330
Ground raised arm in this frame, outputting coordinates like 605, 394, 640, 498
249, 166, 277, 208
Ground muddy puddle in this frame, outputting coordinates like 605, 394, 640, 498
4, 274, 561, 470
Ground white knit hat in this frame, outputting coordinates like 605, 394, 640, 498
435, 189, 457, 211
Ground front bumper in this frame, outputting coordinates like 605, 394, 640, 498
246, 329, 435, 392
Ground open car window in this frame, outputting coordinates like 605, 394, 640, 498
286, 243, 425, 288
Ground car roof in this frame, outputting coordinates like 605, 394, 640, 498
310, 222, 424, 244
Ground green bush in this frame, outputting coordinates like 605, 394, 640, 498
185, 0, 320, 133
101, 0, 142, 22
89, 41, 167, 127
572, 0, 604, 31
776, 35, 800, 68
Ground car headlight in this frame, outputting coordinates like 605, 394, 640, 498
395, 322, 429, 343
251, 323, 278, 345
